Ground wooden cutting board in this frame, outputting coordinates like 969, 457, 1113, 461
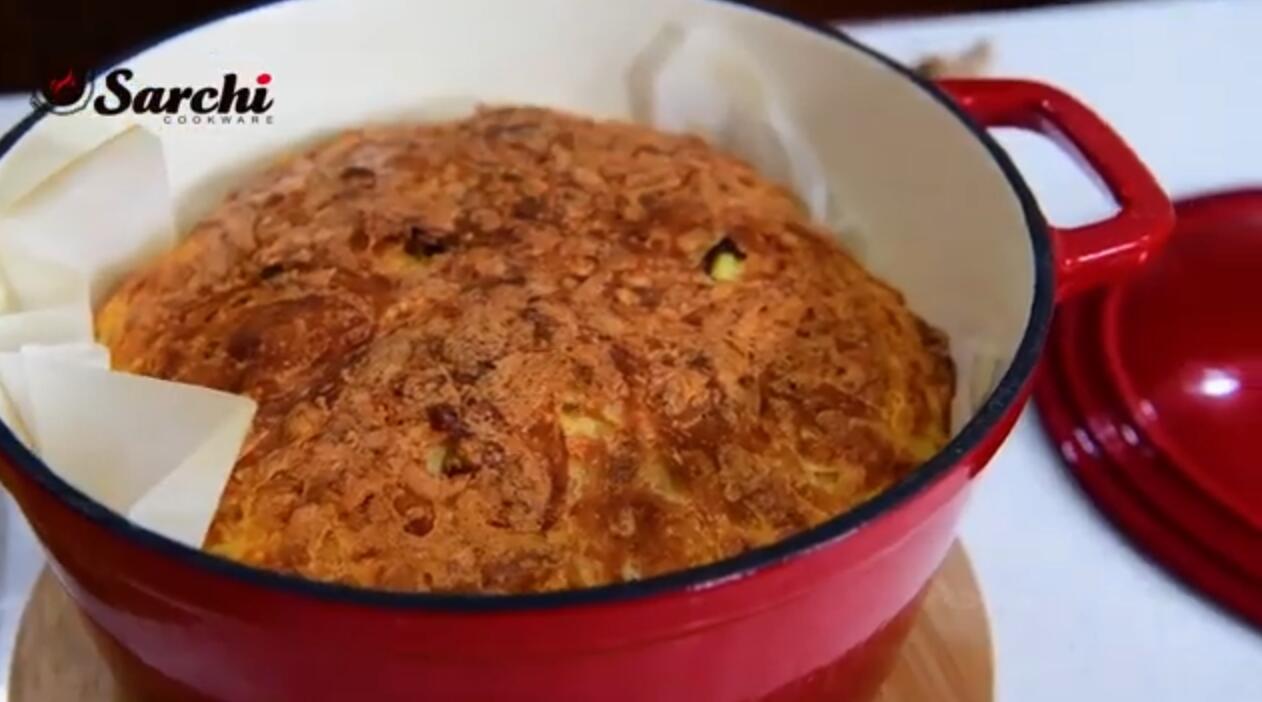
873, 542, 993, 701
10, 542, 992, 701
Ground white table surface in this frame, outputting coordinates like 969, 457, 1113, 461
1, 0, 1260, 700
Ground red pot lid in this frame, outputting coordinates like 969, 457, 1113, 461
1036, 360, 1262, 630
1053, 298, 1262, 580
1035, 189, 1262, 630
1103, 191, 1262, 531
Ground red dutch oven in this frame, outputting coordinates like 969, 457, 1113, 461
0, 1, 1174, 700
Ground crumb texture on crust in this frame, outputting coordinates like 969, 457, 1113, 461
97, 107, 954, 593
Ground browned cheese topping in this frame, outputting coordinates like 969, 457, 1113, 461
97, 107, 953, 593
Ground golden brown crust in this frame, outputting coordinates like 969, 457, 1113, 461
97, 107, 953, 593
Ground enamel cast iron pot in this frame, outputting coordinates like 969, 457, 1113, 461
0, 1, 1173, 700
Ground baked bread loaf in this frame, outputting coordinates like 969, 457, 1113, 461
97, 107, 953, 593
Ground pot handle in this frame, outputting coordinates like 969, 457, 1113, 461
939, 79, 1175, 300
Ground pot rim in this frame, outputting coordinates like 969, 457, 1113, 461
0, 0, 1054, 612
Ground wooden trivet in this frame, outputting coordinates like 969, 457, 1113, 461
11, 543, 992, 701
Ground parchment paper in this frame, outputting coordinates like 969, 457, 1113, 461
0, 127, 256, 548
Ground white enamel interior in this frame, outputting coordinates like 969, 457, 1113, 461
0, 0, 1036, 435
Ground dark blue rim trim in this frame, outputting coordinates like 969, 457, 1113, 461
0, 0, 1055, 612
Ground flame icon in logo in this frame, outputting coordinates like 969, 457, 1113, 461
48, 70, 80, 102
32, 67, 93, 115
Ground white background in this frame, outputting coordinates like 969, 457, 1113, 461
1, 0, 1260, 699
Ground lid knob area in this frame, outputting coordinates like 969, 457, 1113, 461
1105, 191, 1262, 530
